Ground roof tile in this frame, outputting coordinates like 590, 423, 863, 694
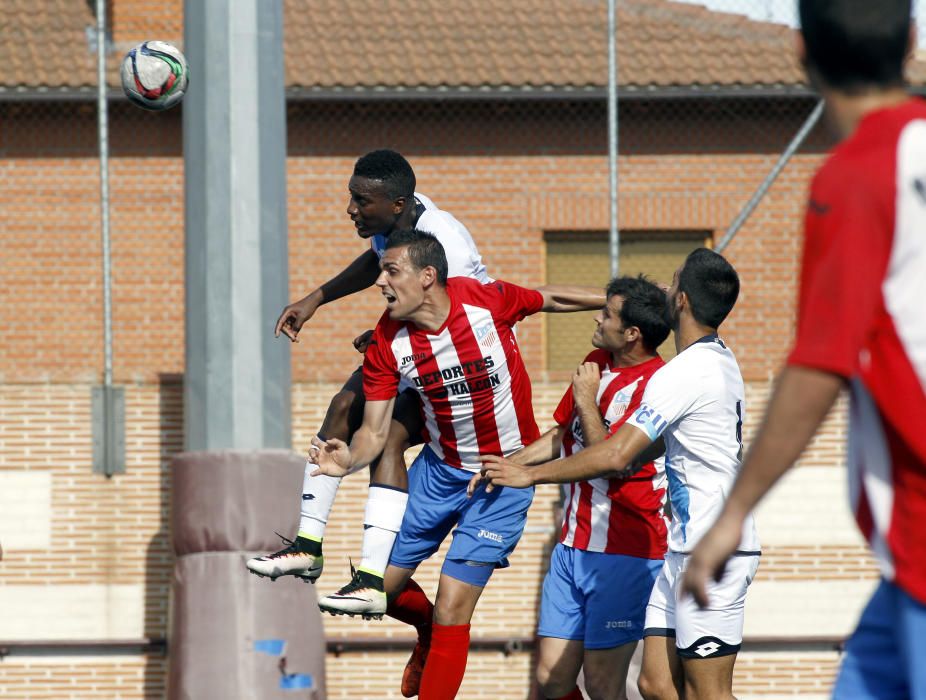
2, 0, 924, 91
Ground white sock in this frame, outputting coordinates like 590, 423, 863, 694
359, 485, 409, 577
298, 461, 341, 541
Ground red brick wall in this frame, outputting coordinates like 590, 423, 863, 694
0, 101, 823, 384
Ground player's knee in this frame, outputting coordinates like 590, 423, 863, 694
535, 661, 573, 699
583, 668, 624, 700
637, 670, 673, 700
328, 389, 357, 421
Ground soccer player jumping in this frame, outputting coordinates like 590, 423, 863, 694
682, 2, 926, 698
311, 229, 604, 700
481, 249, 755, 700
247, 150, 491, 614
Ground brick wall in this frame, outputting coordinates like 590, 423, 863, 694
0, 98, 873, 699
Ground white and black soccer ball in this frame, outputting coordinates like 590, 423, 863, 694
121, 41, 188, 111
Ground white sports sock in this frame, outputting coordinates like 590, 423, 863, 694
298, 462, 341, 541
359, 485, 409, 576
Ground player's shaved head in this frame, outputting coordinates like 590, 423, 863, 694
354, 149, 416, 200
799, 0, 912, 93
385, 229, 449, 285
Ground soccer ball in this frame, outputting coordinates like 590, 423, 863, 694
121, 41, 188, 111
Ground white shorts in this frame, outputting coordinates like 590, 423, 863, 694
644, 551, 759, 659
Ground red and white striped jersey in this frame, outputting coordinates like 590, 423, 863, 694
554, 350, 668, 558
363, 277, 544, 472
788, 98, 926, 603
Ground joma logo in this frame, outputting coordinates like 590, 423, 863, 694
401, 352, 427, 366
477, 529, 503, 543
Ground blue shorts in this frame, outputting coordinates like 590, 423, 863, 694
833, 578, 926, 699
537, 543, 662, 649
389, 446, 534, 580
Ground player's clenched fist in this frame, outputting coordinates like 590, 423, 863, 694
308, 435, 352, 478
572, 362, 601, 406
352, 329, 375, 354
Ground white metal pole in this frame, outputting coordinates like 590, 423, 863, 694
716, 99, 824, 253
607, 0, 619, 278
96, 0, 112, 390
96, 0, 114, 474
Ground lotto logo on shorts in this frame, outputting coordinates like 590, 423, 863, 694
694, 641, 721, 657
477, 529, 503, 543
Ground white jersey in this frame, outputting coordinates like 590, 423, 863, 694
628, 335, 759, 554
371, 192, 490, 283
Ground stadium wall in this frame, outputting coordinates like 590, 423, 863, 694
0, 102, 873, 699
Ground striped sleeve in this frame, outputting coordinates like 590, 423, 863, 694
362, 321, 400, 401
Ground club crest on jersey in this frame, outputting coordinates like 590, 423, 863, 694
473, 322, 498, 350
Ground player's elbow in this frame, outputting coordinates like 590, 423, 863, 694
592, 444, 632, 479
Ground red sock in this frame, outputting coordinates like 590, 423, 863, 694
387, 578, 434, 645
550, 688, 583, 700
418, 623, 470, 700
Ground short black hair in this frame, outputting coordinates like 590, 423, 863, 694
606, 275, 670, 353
799, 0, 911, 92
353, 150, 416, 200
678, 248, 739, 329
384, 229, 448, 285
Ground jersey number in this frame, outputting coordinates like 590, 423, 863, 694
735, 400, 743, 461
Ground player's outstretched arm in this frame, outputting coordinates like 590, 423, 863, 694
480, 421, 653, 489
536, 285, 607, 313
681, 366, 844, 607
513, 425, 566, 466
467, 426, 564, 496
275, 249, 381, 341
310, 396, 397, 477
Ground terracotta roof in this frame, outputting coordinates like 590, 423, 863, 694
1, 0, 924, 93
283, 0, 806, 92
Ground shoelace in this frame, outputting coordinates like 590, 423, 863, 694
336, 559, 366, 594
265, 532, 299, 559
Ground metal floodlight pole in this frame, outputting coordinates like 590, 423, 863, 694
715, 99, 825, 253
607, 0, 620, 277
93, 0, 124, 477
96, 0, 112, 393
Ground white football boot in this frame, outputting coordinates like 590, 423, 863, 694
318, 564, 387, 620
246, 535, 323, 583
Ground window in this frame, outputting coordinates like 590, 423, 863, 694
545, 230, 709, 373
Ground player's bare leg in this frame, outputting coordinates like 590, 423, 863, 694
680, 654, 737, 700
246, 370, 364, 582
318, 392, 422, 618
535, 637, 584, 699
638, 636, 683, 700
537, 638, 636, 700
583, 643, 637, 700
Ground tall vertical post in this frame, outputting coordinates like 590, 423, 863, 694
607, 0, 620, 277
92, 0, 125, 477
173, 4, 324, 698
183, 0, 291, 451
